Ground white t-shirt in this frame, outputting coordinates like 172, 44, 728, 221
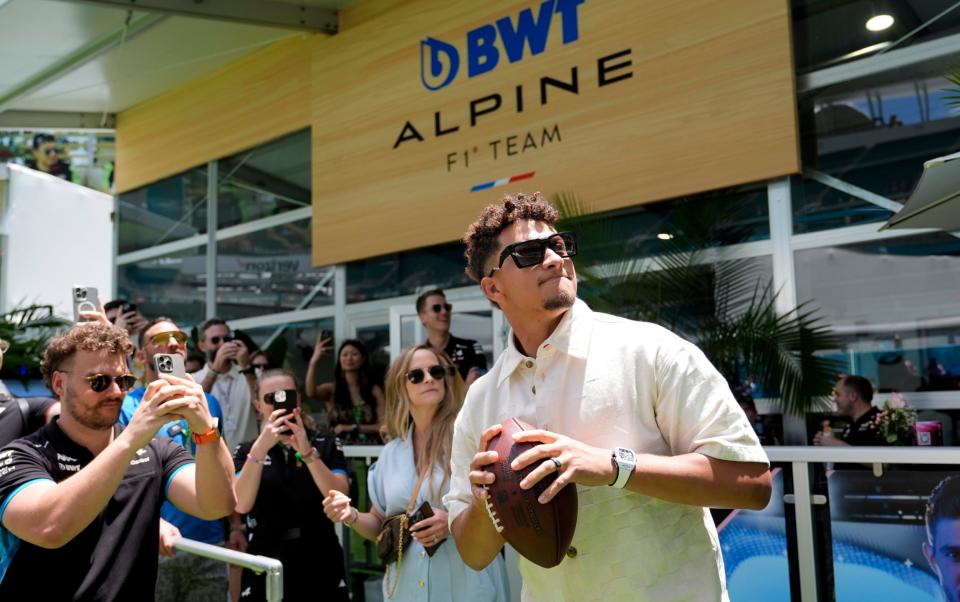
443, 300, 768, 602
192, 365, 257, 449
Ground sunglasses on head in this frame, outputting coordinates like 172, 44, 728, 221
150, 331, 187, 347
60, 371, 137, 393
431, 303, 452, 314
489, 231, 577, 277
209, 334, 233, 345
406, 364, 454, 384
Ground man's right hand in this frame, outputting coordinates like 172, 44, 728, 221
210, 343, 236, 374
158, 518, 181, 557
468, 424, 503, 503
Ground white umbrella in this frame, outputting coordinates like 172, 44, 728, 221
882, 150, 960, 231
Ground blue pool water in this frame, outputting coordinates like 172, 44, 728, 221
721, 523, 942, 602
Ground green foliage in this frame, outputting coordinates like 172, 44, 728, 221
945, 66, 960, 109
554, 191, 840, 415
0, 303, 70, 386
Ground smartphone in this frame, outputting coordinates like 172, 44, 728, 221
265, 388, 297, 435
121, 301, 138, 315
265, 388, 297, 417
72, 286, 99, 322
154, 353, 187, 379
320, 329, 333, 342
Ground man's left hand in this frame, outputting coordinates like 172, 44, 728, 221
510, 429, 616, 503
158, 518, 181, 557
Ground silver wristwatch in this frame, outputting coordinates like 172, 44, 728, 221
610, 447, 636, 489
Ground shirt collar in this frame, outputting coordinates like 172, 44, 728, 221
45, 415, 123, 464
497, 299, 592, 387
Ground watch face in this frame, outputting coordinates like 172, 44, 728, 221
617, 448, 636, 462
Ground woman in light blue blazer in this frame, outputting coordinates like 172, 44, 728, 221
323, 345, 509, 601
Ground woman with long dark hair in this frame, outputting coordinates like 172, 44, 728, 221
322, 345, 508, 601
306, 337, 385, 443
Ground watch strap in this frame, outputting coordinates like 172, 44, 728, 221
611, 447, 636, 489
191, 425, 220, 445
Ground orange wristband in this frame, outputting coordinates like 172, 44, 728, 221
191, 425, 219, 445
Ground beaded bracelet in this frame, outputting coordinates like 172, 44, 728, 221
246, 453, 265, 465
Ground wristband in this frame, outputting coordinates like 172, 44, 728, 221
345, 506, 359, 527
247, 453, 266, 465
296, 448, 318, 464
207, 364, 223, 376
191, 425, 219, 445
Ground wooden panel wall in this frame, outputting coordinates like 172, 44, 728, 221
310, 0, 799, 266
115, 35, 314, 193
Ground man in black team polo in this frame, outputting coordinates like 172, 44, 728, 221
0, 322, 236, 600
813, 375, 884, 447
416, 288, 488, 388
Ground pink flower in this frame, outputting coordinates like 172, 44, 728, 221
888, 393, 907, 409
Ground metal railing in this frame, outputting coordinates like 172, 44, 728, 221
172, 537, 284, 602
341, 444, 960, 602
765, 446, 960, 602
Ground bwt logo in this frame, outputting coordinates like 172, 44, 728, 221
420, 0, 585, 91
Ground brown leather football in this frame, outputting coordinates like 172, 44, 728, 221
484, 417, 578, 568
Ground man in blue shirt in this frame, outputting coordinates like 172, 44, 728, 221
120, 317, 228, 602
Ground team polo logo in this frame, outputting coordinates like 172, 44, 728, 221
419, 0, 585, 91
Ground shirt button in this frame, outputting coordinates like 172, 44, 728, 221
418, 580, 425, 588
524, 360, 534, 369
566, 546, 578, 558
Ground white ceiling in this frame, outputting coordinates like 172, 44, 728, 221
0, 0, 353, 117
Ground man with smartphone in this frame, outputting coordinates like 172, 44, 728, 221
416, 288, 488, 388
119, 317, 228, 602
193, 318, 257, 449
0, 321, 236, 600
104, 299, 148, 341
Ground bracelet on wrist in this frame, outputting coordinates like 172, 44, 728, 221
247, 453, 265, 465
295, 447, 318, 464
207, 364, 223, 376
345, 507, 359, 527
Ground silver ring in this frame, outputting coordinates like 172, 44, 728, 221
550, 457, 562, 472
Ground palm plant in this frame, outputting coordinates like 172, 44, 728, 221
554, 191, 839, 415
0, 303, 69, 388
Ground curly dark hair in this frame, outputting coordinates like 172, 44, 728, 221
463, 191, 559, 282
41, 322, 134, 388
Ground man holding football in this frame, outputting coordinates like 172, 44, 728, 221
444, 192, 771, 601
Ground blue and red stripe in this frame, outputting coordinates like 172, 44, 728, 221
470, 171, 535, 192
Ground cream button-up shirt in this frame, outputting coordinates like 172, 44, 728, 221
444, 300, 768, 602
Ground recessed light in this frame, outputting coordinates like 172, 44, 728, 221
866, 14, 895, 32
657, 233, 674, 241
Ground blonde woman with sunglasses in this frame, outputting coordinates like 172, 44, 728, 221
323, 345, 508, 602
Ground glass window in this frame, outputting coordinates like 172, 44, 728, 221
242, 319, 336, 424
793, 0, 960, 74
116, 246, 207, 327
795, 233, 960, 392
117, 167, 208, 254
562, 184, 769, 271
217, 129, 310, 229
346, 241, 472, 303
795, 70, 960, 234
216, 218, 334, 321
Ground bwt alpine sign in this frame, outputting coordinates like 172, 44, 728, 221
420, 0, 585, 91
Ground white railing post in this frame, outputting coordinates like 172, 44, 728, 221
172, 537, 284, 602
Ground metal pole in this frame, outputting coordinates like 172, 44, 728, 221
172, 537, 284, 601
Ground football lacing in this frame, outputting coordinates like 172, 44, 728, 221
482, 486, 504, 533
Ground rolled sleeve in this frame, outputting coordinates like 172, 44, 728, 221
443, 401, 478, 529
654, 339, 769, 465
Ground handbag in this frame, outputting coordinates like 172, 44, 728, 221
376, 465, 444, 597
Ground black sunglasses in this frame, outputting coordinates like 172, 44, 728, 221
489, 231, 577, 277
61, 371, 137, 393
406, 365, 451, 384
431, 303, 452, 313
209, 334, 234, 345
